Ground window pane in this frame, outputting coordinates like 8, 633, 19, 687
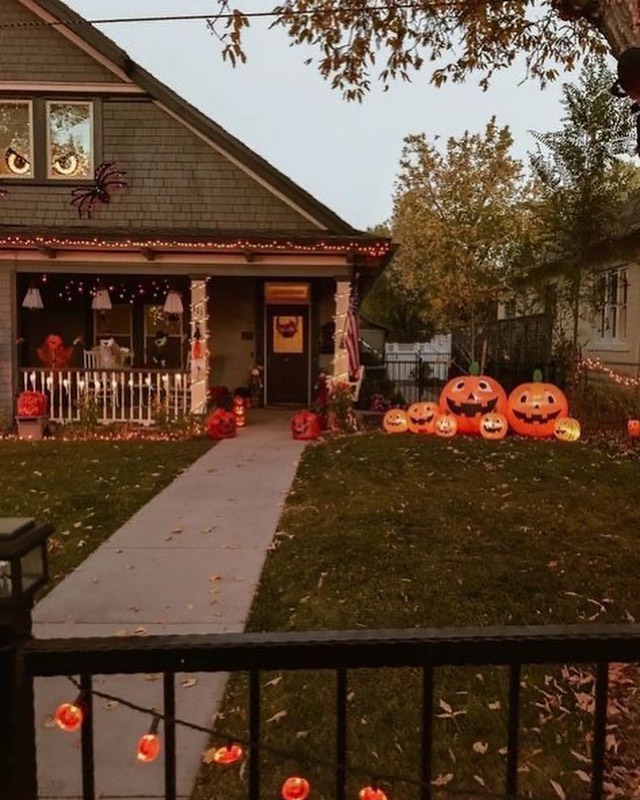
0, 101, 33, 178
47, 102, 93, 178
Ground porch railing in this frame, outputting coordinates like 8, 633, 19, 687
5, 624, 640, 800
19, 367, 191, 424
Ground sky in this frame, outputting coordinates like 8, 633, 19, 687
65, 1, 575, 231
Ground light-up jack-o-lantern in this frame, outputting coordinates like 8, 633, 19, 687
434, 413, 457, 438
54, 699, 84, 732
207, 408, 237, 440
553, 417, 581, 442
479, 412, 508, 440
359, 788, 388, 800
406, 401, 439, 434
438, 363, 507, 435
506, 370, 569, 438
282, 777, 311, 800
383, 408, 409, 434
233, 395, 246, 428
291, 410, 320, 440
628, 419, 640, 438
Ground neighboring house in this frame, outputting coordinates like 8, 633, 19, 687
0, 0, 394, 425
359, 314, 391, 356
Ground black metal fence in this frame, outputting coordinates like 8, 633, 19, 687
4, 618, 640, 800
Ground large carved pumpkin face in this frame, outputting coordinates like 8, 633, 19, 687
507, 372, 569, 438
434, 413, 457, 438
291, 410, 320, 440
383, 408, 409, 434
207, 409, 237, 440
407, 402, 439, 434
439, 368, 507, 435
479, 412, 508, 440
553, 417, 581, 442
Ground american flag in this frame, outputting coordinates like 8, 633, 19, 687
343, 279, 361, 381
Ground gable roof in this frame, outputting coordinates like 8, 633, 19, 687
16, 0, 361, 236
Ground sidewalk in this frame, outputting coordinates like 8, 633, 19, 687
33, 409, 306, 798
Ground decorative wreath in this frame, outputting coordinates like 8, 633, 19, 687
275, 316, 299, 338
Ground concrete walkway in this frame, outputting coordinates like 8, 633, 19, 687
33, 410, 306, 799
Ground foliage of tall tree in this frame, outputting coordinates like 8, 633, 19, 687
526, 55, 636, 362
206, 1, 636, 100
388, 118, 527, 361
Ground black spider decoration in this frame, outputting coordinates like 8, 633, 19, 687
610, 47, 640, 156
70, 161, 127, 218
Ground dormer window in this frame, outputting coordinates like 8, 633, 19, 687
0, 98, 97, 181
0, 100, 34, 179
46, 101, 93, 179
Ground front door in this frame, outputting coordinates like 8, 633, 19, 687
266, 305, 309, 404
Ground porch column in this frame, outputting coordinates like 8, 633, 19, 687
0, 268, 16, 426
189, 278, 209, 414
333, 280, 350, 381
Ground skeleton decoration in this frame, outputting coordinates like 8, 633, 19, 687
70, 161, 127, 218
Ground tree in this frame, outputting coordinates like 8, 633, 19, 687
388, 118, 527, 362
208, 1, 638, 101
526, 55, 636, 365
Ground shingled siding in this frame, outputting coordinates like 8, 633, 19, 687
0, 0, 120, 82
0, 268, 16, 425
1, 99, 322, 232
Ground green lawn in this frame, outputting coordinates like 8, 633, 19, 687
193, 433, 640, 800
0, 439, 211, 593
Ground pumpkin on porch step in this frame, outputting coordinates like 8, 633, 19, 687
17, 391, 47, 417
291, 410, 320, 440
207, 408, 237, 440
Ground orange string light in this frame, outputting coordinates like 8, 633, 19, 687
579, 357, 640, 388
54, 697, 84, 732
359, 786, 388, 800
282, 776, 311, 800
211, 743, 244, 764
137, 715, 161, 763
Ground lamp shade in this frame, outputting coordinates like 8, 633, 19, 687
22, 287, 43, 310
91, 288, 112, 311
163, 290, 183, 316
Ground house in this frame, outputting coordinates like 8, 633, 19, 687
0, 0, 394, 426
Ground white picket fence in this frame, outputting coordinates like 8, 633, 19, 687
19, 368, 191, 425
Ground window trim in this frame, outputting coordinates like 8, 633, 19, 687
0, 98, 34, 180
45, 99, 95, 181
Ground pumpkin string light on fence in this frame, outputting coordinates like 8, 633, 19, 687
54, 693, 86, 732
137, 713, 162, 763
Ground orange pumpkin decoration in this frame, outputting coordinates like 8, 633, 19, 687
282, 777, 310, 800
291, 410, 320, 440
628, 420, 640, 437
211, 743, 243, 764
383, 408, 409, 434
207, 408, 237, 440
438, 363, 507, 435
16, 390, 47, 417
434, 413, 457, 438
506, 370, 569, 438
233, 395, 246, 428
406, 401, 439, 434
553, 416, 581, 442
479, 412, 508, 440
359, 788, 388, 800
54, 701, 84, 732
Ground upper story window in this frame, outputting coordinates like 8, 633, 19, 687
0, 100, 33, 179
598, 267, 628, 340
0, 98, 97, 181
46, 101, 93, 179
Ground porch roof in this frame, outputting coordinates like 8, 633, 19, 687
0, 228, 396, 266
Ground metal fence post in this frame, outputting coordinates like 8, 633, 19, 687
0, 601, 38, 800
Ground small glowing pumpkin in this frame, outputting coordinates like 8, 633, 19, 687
406, 401, 439, 434
383, 408, 409, 434
479, 412, 508, 440
553, 416, 581, 442
434, 413, 457, 438
233, 395, 246, 428
628, 419, 640, 437
282, 777, 310, 800
438, 363, 507, 435
291, 410, 320, 440
359, 788, 388, 800
506, 370, 569, 438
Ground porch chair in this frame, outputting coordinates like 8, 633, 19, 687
83, 348, 100, 369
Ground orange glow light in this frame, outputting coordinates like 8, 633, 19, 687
137, 733, 161, 763
282, 776, 310, 800
359, 787, 388, 800
212, 743, 244, 764
54, 702, 84, 732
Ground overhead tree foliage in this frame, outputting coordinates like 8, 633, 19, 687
525, 55, 636, 364
205, 1, 638, 100
388, 118, 527, 361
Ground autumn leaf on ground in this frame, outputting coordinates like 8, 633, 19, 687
550, 779, 566, 799
266, 710, 287, 723
431, 773, 454, 786
473, 741, 488, 754
180, 677, 197, 689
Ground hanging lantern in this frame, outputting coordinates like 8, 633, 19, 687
91, 287, 112, 311
233, 395, 246, 428
281, 777, 310, 800
22, 286, 44, 310
54, 697, 84, 732
211, 743, 243, 764
163, 289, 184, 316
137, 715, 161, 763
